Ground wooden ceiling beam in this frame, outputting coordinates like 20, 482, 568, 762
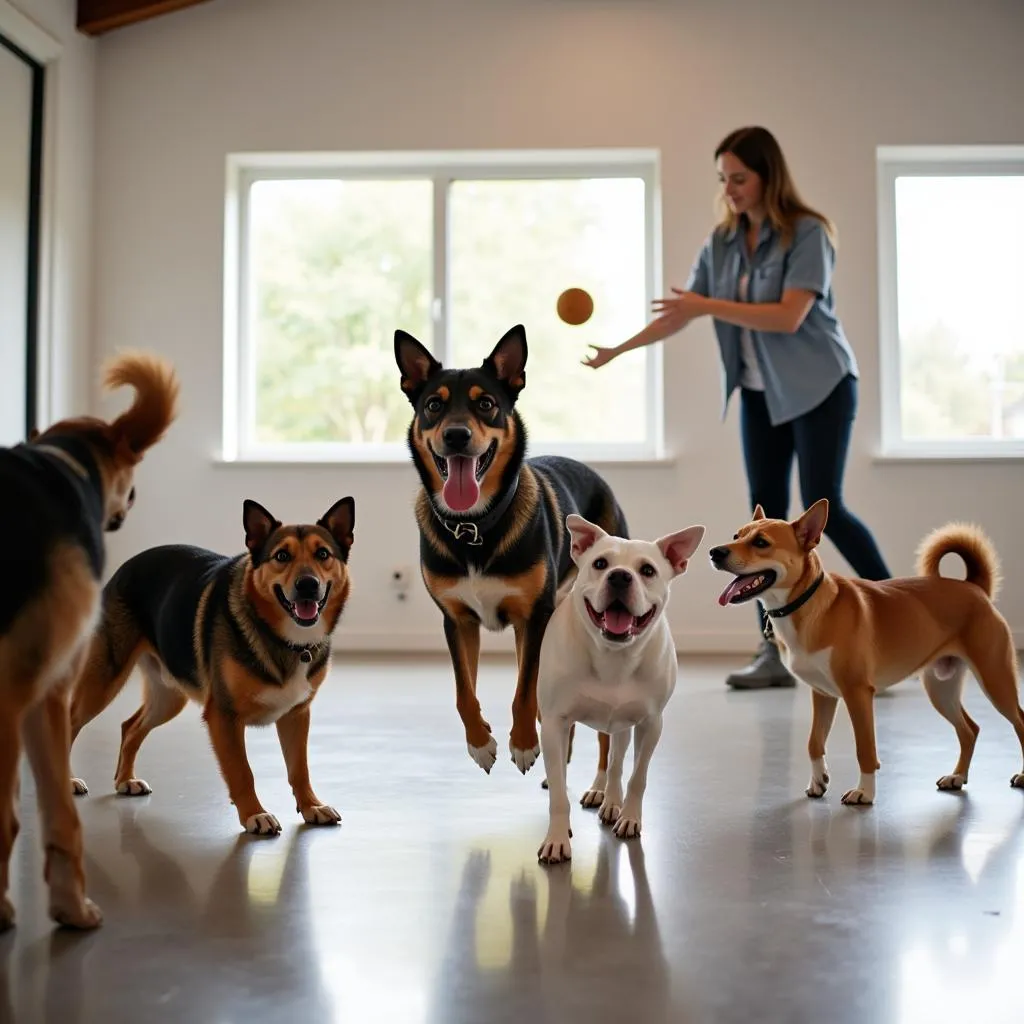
77, 0, 213, 37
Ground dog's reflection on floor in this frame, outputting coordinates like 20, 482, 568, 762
429, 835, 679, 1024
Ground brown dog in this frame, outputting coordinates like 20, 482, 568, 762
709, 499, 1023, 805
68, 497, 354, 836
0, 351, 179, 931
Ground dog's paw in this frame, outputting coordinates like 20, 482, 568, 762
300, 804, 341, 826
0, 896, 14, 932
937, 773, 967, 791
598, 799, 622, 825
581, 772, 607, 809
50, 895, 102, 931
116, 778, 152, 797
612, 811, 641, 839
1011, 773, 1024, 789
806, 758, 829, 798
70, 777, 88, 796
467, 736, 498, 774
510, 741, 540, 775
840, 788, 874, 806
245, 812, 282, 835
537, 830, 572, 865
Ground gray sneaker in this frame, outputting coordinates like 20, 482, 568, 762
725, 637, 797, 690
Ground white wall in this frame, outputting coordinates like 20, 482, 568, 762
6, 0, 95, 422
91, 0, 1024, 654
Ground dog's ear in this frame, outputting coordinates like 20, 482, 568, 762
752, 504, 766, 521
566, 513, 607, 562
27, 427, 40, 441
318, 496, 355, 561
482, 324, 527, 400
243, 499, 281, 556
395, 330, 442, 404
656, 525, 706, 576
793, 499, 828, 551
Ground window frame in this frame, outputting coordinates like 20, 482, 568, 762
222, 148, 664, 464
876, 144, 1024, 460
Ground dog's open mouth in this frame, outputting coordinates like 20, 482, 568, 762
431, 440, 498, 513
274, 583, 331, 627
718, 571, 777, 606
585, 599, 656, 643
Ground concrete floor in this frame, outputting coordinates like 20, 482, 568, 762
2, 653, 1024, 1023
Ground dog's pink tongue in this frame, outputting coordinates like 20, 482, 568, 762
294, 600, 319, 621
603, 606, 634, 635
718, 577, 749, 607
443, 455, 480, 512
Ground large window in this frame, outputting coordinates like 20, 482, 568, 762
877, 146, 1024, 458
223, 150, 662, 462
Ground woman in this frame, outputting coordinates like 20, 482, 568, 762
584, 125, 890, 689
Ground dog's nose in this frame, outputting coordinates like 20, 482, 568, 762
607, 569, 633, 590
442, 425, 472, 452
295, 575, 321, 599
708, 546, 729, 565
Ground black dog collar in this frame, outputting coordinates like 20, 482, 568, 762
432, 473, 520, 547
763, 571, 825, 640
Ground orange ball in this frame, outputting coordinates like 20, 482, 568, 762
556, 287, 594, 326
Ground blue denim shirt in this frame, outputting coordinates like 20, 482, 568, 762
684, 215, 859, 426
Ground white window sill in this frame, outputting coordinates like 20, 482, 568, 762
211, 448, 679, 469
873, 446, 1024, 464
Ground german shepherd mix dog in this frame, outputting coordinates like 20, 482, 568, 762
68, 497, 355, 837
395, 324, 628, 789
0, 351, 179, 932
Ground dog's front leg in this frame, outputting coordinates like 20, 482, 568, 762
509, 608, 551, 774
443, 614, 495, 773
204, 702, 280, 834
806, 689, 839, 798
538, 714, 573, 864
276, 701, 341, 826
613, 714, 664, 839
841, 685, 880, 806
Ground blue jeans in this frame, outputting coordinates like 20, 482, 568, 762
739, 374, 891, 635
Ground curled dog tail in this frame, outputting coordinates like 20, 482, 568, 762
915, 522, 1001, 600
104, 350, 180, 457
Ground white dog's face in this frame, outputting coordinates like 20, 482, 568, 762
565, 514, 705, 647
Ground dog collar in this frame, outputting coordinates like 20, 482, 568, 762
432, 473, 520, 547
763, 571, 825, 640
33, 444, 90, 480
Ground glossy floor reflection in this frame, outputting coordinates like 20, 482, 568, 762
3, 654, 1024, 1023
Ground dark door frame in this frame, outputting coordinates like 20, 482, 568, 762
0, 31, 44, 438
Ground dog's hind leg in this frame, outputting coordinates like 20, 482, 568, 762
613, 713, 665, 839
21, 665, 102, 930
69, 599, 147, 795
963, 625, 1024, 788
113, 655, 188, 797
580, 732, 609, 809
921, 659, 977, 791
0, 698, 22, 931
598, 729, 631, 825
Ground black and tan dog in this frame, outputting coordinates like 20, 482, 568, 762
395, 324, 628, 787
68, 497, 355, 836
1, 351, 179, 932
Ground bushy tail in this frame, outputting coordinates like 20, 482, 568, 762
103, 350, 180, 456
915, 522, 1001, 600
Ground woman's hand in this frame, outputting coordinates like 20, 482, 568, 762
651, 288, 708, 320
582, 344, 620, 369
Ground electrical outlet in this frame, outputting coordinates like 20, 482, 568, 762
390, 565, 413, 602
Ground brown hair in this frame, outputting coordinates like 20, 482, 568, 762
714, 126, 835, 249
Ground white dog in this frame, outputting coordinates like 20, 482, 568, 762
537, 514, 705, 864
